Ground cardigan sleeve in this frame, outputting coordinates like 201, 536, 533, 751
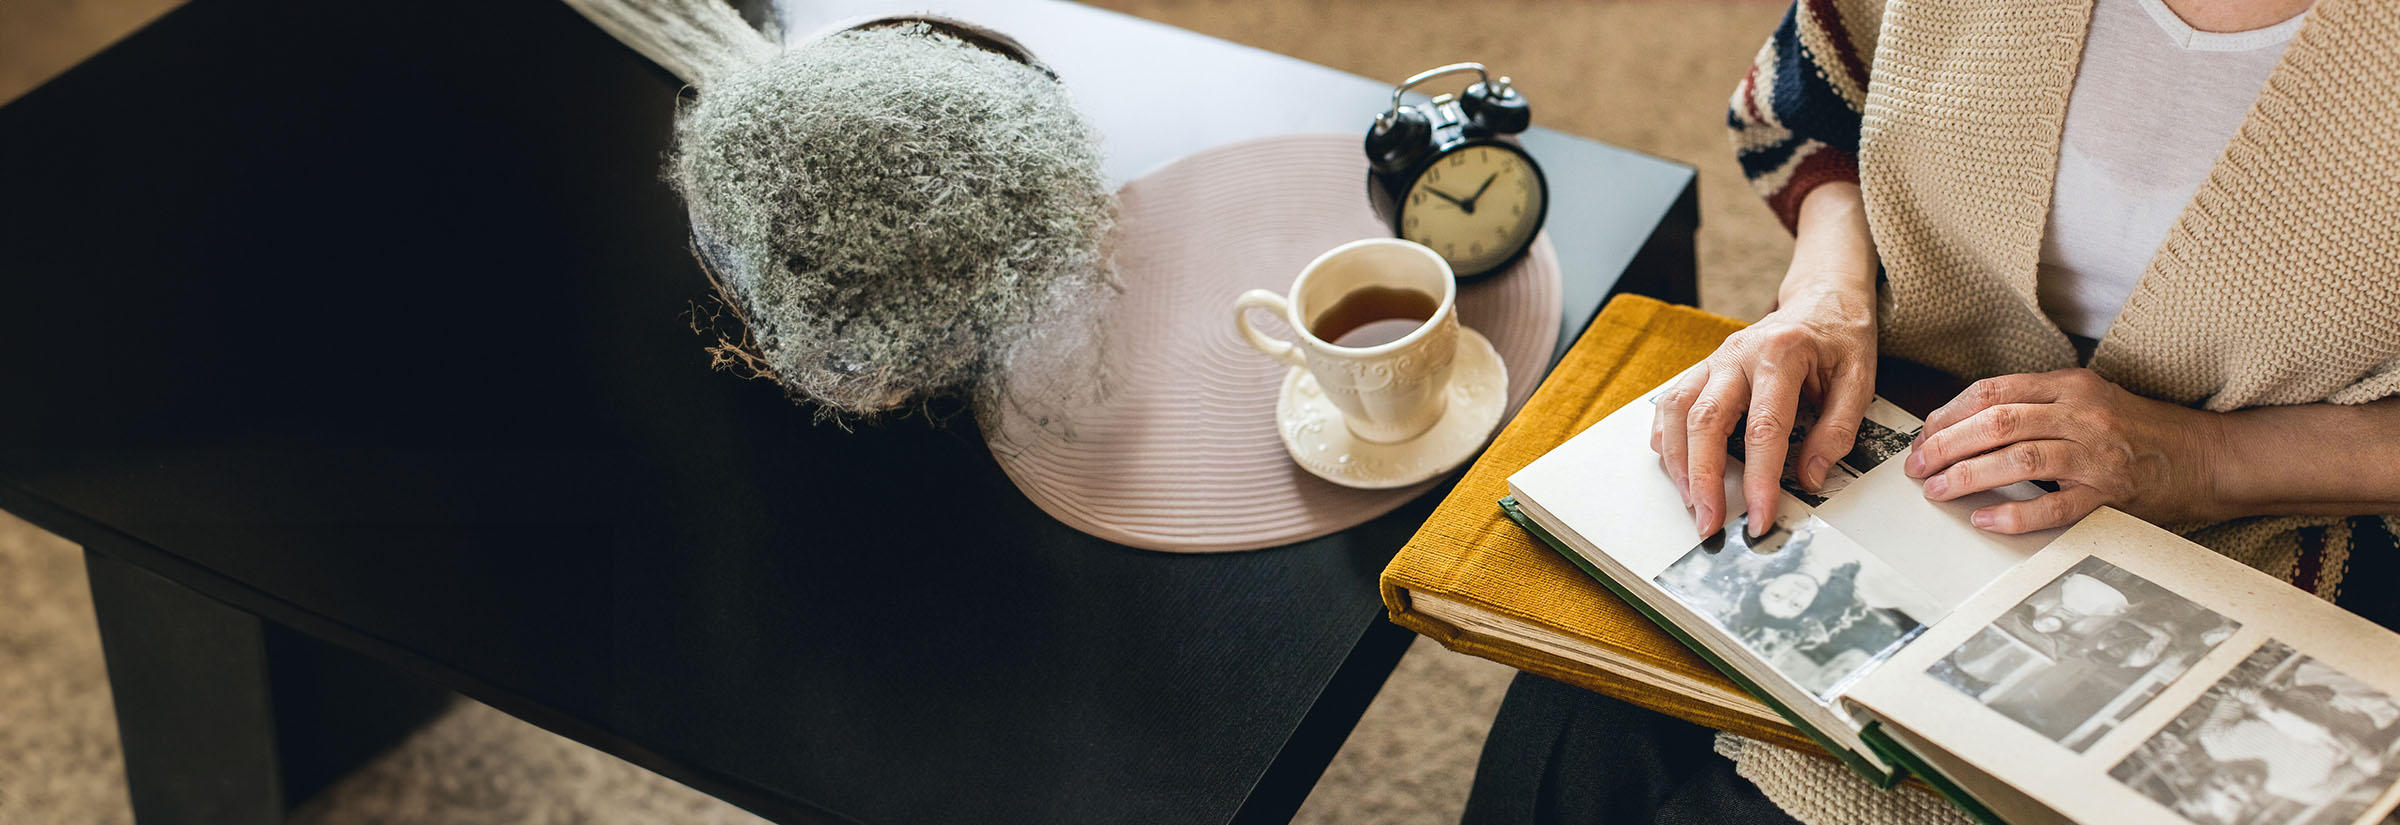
1728, 0, 1882, 232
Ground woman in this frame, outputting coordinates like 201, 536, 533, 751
1467, 0, 2400, 822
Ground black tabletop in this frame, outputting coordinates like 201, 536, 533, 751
0, 2, 1693, 824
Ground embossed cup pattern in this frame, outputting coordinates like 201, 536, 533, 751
1304, 313, 1455, 443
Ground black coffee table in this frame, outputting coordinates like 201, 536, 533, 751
0, 1, 1696, 823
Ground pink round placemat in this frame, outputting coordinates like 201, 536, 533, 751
984, 133, 1562, 553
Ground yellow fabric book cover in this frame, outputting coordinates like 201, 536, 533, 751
1379, 293, 1817, 754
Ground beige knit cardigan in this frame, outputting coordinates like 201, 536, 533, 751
1725, 0, 2400, 820
1859, 0, 2400, 599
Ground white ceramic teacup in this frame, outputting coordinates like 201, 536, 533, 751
1234, 239, 1460, 444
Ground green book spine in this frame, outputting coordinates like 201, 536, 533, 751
1498, 495, 1899, 787
1858, 722, 2009, 825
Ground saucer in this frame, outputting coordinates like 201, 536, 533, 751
1276, 327, 1509, 490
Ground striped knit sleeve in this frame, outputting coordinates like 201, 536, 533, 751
1728, 0, 1882, 232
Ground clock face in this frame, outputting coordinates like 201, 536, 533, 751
1397, 142, 1547, 276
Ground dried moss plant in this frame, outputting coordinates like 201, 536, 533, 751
669, 23, 1118, 423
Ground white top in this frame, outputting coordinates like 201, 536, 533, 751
2036, 0, 2305, 341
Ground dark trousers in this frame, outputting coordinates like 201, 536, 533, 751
1461, 673, 1802, 825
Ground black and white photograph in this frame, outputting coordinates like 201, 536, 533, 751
1679, 399, 1919, 508
1929, 556, 2240, 752
1653, 511, 1938, 698
1841, 415, 1915, 475
2110, 641, 2400, 825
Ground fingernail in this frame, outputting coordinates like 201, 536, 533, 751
1905, 452, 1924, 477
1696, 509, 1714, 537
1805, 455, 1831, 489
1924, 475, 1949, 498
1972, 510, 1995, 529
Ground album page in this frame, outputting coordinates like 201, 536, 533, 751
1507, 376, 2066, 775
1506, 483, 1908, 774
1508, 403, 1897, 772
1842, 508, 2400, 825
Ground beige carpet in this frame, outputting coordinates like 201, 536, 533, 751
0, 1, 1792, 823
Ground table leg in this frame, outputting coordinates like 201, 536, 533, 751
84, 546, 450, 824
86, 547, 287, 825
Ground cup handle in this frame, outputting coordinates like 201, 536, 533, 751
1234, 289, 1307, 368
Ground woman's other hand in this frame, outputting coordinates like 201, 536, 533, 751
1906, 368, 2227, 533
1653, 183, 1879, 538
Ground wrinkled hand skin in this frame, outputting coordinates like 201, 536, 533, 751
1906, 368, 2227, 534
1649, 283, 1878, 539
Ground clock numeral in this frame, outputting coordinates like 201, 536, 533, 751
1411, 191, 1426, 206
1405, 215, 1419, 230
1449, 153, 1466, 168
1495, 225, 1510, 237
1445, 243, 1457, 259
1427, 166, 1442, 183
1511, 203, 1523, 217
1471, 241, 1484, 256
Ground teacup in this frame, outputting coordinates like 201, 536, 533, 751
1234, 239, 1459, 444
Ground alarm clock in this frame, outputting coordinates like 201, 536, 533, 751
1364, 63, 1549, 279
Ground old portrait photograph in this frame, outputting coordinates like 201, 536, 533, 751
1701, 401, 1916, 508
1928, 556, 2240, 753
2111, 640, 2400, 825
1653, 510, 1939, 699
1718, 403, 1831, 505
1642, 386, 1918, 508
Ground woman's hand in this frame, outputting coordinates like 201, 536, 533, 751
1652, 183, 1879, 538
1653, 286, 1876, 537
1905, 368, 2228, 533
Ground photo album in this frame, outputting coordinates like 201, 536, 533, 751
1502, 375, 2400, 825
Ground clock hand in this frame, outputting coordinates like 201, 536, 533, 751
1461, 173, 1499, 211
1424, 186, 1471, 210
